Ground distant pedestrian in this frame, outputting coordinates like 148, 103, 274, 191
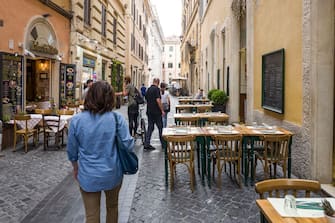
123, 76, 139, 137
144, 77, 165, 150
195, 88, 204, 99
140, 83, 147, 98
67, 81, 134, 223
82, 79, 93, 100
160, 82, 170, 128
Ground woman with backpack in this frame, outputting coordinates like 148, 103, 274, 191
123, 76, 139, 137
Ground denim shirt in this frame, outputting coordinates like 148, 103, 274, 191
67, 111, 134, 192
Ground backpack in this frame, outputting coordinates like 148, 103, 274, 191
134, 87, 144, 104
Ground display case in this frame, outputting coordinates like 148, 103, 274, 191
0, 52, 24, 122
59, 63, 76, 108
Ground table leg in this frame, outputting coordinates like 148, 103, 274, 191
243, 137, 249, 186
250, 139, 255, 186
163, 139, 168, 186
199, 137, 205, 185
206, 137, 211, 188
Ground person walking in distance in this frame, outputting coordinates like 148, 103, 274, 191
140, 83, 146, 98
67, 81, 134, 223
123, 76, 139, 137
144, 77, 165, 150
160, 82, 170, 128
82, 79, 93, 100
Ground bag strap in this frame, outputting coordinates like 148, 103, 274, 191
112, 112, 118, 135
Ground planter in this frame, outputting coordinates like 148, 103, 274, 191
326, 215, 335, 223
212, 104, 226, 113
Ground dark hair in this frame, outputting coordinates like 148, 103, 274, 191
124, 76, 131, 84
84, 81, 115, 114
86, 79, 93, 85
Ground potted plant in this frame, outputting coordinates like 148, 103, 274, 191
322, 199, 335, 223
210, 89, 228, 112
207, 89, 219, 101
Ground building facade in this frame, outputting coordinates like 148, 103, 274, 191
181, 0, 201, 96
0, 0, 72, 118
124, 0, 150, 88
245, 0, 334, 183
190, 0, 335, 182
162, 37, 181, 87
147, 5, 164, 86
71, 0, 127, 99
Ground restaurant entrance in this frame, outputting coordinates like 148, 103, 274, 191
26, 59, 50, 108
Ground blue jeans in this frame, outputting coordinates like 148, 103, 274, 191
162, 112, 168, 128
145, 113, 163, 146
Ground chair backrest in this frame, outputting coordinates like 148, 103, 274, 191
211, 134, 243, 160
35, 109, 53, 115
177, 116, 198, 126
165, 135, 196, 164
262, 134, 290, 162
57, 109, 74, 115
14, 114, 31, 131
255, 179, 321, 199
206, 116, 228, 125
42, 114, 61, 133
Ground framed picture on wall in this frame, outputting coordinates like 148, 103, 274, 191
262, 48, 285, 114
40, 73, 48, 79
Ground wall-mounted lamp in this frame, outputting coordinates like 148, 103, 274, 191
40, 59, 48, 71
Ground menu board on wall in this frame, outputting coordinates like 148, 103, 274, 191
262, 49, 285, 114
0, 52, 24, 120
60, 63, 76, 108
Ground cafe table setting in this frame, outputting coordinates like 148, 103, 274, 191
256, 197, 334, 222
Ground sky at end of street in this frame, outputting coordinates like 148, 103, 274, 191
150, 0, 182, 37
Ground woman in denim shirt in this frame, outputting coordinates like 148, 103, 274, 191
67, 81, 134, 223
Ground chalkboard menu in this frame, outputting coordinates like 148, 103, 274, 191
0, 52, 24, 120
262, 49, 285, 114
59, 63, 76, 108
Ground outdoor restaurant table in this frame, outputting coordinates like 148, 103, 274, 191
256, 199, 327, 223
175, 104, 213, 113
236, 125, 294, 186
162, 127, 207, 186
10, 114, 42, 129
178, 98, 210, 104
35, 114, 73, 131
174, 112, 229, 126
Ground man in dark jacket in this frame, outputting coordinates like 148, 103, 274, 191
144, 78, 165, 150
123, 76, 139, 137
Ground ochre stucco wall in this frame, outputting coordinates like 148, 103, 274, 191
0, 0, 71, 62
253, 0, 302, 125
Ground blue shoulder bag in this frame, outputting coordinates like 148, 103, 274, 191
113, 112, 138, 175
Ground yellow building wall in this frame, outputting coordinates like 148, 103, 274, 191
0, 0, 71, 62
253, 0, 302, 124
201, 0, 229, 48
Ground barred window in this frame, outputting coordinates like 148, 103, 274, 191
84, 0, 91, 26
101, 4, 107, 36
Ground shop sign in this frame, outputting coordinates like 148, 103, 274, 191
30, 40, 58, 55
83, 56, 95, 67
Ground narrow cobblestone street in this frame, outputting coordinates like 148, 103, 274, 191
0, 96, 264, 223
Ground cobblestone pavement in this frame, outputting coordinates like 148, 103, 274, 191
0, 95, 275, 223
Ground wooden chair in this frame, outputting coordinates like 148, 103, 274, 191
13, 114, 38, 153
254, 135, 290, 179
255, 178, 321, 223
211, 134, 243, 188
34, 109, 53, 139
42, 113, 64, 150
57, 109, 74, 115
206, 116, 228, 125
165, 135, 196, 192
176, 116, 198, 127
255, 178, 321, 199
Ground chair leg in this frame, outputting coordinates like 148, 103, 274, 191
24, 135, 28, 153
13, 133, 17, 152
